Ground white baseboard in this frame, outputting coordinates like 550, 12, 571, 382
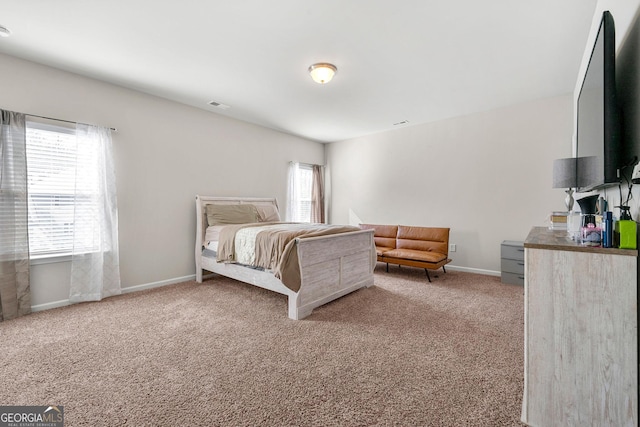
120, 274, 196, 294
31, 299, 73, 313
445, 265, 501, 277
31, 274, 196, 313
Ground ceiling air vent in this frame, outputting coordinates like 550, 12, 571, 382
208, 100, 230, 110
393, 120, 409, 126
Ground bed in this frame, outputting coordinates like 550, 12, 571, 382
195, 195, 376, 320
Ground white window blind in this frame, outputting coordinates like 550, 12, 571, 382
298, 165, 313, 222
295, 164, 313, 223
25, 121, 97, 257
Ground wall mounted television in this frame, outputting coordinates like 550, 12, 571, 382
576, 10, 621, 192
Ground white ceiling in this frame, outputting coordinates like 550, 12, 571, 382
0, 0, 597, 143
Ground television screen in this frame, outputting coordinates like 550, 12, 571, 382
576, 11, 619, 191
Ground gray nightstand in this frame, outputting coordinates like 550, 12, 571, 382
501, 240, 524, 285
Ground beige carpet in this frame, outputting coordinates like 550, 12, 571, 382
0, 265, 524, 426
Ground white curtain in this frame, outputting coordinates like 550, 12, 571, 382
0, 110, 31, 320
69, 124, 121, 302
286, 162, 301, 222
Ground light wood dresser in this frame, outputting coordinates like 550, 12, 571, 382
521, 227, 638, 426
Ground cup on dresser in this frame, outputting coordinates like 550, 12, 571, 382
567, 212, 582, 241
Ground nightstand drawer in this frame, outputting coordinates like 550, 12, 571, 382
501, 258, 525, 275
501, 240, 525, 285
501, 241, 525, 261
501, 271, 525, 286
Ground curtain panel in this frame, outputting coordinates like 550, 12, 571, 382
310, 164, 325, 224
69, 124, 121, 302
0, 110, 31, 321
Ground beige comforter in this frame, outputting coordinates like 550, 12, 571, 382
216, 222, 361, 291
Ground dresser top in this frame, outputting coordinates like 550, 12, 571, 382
525, 226, 638, 256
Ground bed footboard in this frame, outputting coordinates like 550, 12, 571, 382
291, 229, 375, 319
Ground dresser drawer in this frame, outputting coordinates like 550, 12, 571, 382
501, 258, 525, 275
501, 241, 525, 261
501, 271, 525, 286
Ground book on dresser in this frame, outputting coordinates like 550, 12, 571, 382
548, 211, 568, 230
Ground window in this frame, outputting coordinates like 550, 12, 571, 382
25, 121, 98, 257
287, 162, 313, 223
296, 164, 313, 223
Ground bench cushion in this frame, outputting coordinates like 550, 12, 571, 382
374, 246, 394, 257
382, 248, 447, 264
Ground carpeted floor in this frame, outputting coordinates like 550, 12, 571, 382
0, 264, 525, 426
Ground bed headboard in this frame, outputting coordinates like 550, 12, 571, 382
195, 195, 280, 251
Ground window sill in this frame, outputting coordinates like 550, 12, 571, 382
30, 253, 72, 265
29, 249, 103, 265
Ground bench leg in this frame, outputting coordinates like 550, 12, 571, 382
425, 269, 432, 282
386, 263, 389, 272
442, 266, 447, 274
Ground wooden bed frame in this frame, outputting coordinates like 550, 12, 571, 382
195, 195, 375, 320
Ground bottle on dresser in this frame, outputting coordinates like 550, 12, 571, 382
614, 206, 637, 250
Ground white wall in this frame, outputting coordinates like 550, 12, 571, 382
326, 95, 573, 274
327, 1, 640, 274
0, 53, 324, 309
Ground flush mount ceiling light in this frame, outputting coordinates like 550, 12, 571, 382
308, 63, 337, 84
0, 25, 11, 37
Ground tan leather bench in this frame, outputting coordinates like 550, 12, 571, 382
359, 224, 452, 282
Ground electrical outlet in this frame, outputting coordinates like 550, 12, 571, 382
449, 243, 456, 252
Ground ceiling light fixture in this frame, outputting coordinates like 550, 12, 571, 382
0, 25, 11, 37
308, 63, 337, 84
